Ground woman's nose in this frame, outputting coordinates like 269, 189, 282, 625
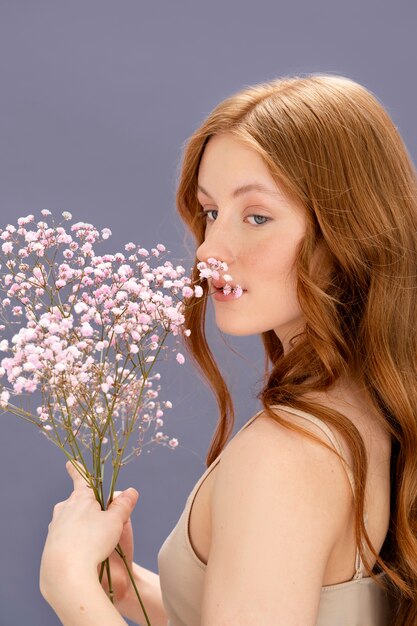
196, 223, 235, 267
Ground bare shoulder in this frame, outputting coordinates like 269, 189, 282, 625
218, 407, 355, 492
212, 407, 354, 542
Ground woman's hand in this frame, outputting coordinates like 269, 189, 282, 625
40, 461, 139, 604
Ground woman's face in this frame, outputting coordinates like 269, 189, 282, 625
196, 132, 307, 352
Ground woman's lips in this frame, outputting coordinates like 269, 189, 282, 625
213, 287, 247, 302
211, 279, 245, 291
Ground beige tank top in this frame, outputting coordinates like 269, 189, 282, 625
157, 404, 395, 625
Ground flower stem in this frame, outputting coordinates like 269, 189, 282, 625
105, 557, 115, 605
115, 543, 153, 626
98, 560, 106, 583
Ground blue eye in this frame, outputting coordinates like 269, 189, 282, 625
199, 209, 218, 221
247, 215, 269, 226
198, 210, 270, 226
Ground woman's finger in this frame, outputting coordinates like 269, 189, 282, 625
52, 501, 66, 518
65, 460, 90, 491
108, 488, 139, 525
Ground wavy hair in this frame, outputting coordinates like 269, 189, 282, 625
175, 73, 417, 623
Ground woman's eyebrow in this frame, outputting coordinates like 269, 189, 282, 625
197, 182, 280, 199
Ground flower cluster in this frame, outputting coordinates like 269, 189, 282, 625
0, 212, 240, 468
197, 258, 243, 298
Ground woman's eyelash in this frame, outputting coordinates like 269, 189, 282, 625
197, 210, 271, 226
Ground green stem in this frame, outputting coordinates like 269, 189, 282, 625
98, 561, 106, 584
105, 557, 115, 605
114, 543, 153, 626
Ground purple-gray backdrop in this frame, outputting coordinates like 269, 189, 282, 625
0, 1, 416, 625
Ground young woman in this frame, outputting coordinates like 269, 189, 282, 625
40, 74, 417, 625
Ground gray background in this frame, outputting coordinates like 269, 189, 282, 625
0, 1, 416, 624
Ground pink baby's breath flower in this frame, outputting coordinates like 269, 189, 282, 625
199, 268, 212, 279
2, 242, 13, 254
25, 231, 38, 243
80, 322, 94, 337
37, 409, 49, 421
13, 377, 26, 393
182, 286, 194, 298
0, 390, 10, 407
17, 215, 34, 226
66, 395, 76, 407
169, 438, 179, 448
101, 228, 112, 240
176, 353, 185, 365
25, 380, 37, 392
81, 243, 93, 255
32, 242, 45, 256
194, 285, 203, 298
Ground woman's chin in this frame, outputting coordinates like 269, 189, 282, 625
214, 317, 264, 337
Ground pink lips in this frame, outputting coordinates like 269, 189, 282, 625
210, 279, 246, 302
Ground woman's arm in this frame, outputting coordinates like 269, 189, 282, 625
42, 561, 169, 626
41, 569, 129, 626
114, 562, 168, 626
200, 417, 348, 626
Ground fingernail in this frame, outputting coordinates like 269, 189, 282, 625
126, 488, 139, 498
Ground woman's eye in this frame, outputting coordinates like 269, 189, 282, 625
246, 215, 270, 226
200, 209, 218, 221
198, 210, 270, 226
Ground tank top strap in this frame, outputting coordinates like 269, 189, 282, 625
270, 404, 368, 580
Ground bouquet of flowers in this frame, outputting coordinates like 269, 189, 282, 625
0, 210, 242, 625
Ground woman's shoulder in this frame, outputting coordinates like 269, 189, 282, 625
224, 403, 350, 467
215, 404, 355, 520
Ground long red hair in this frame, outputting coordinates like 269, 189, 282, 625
176, 74, 417, 623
